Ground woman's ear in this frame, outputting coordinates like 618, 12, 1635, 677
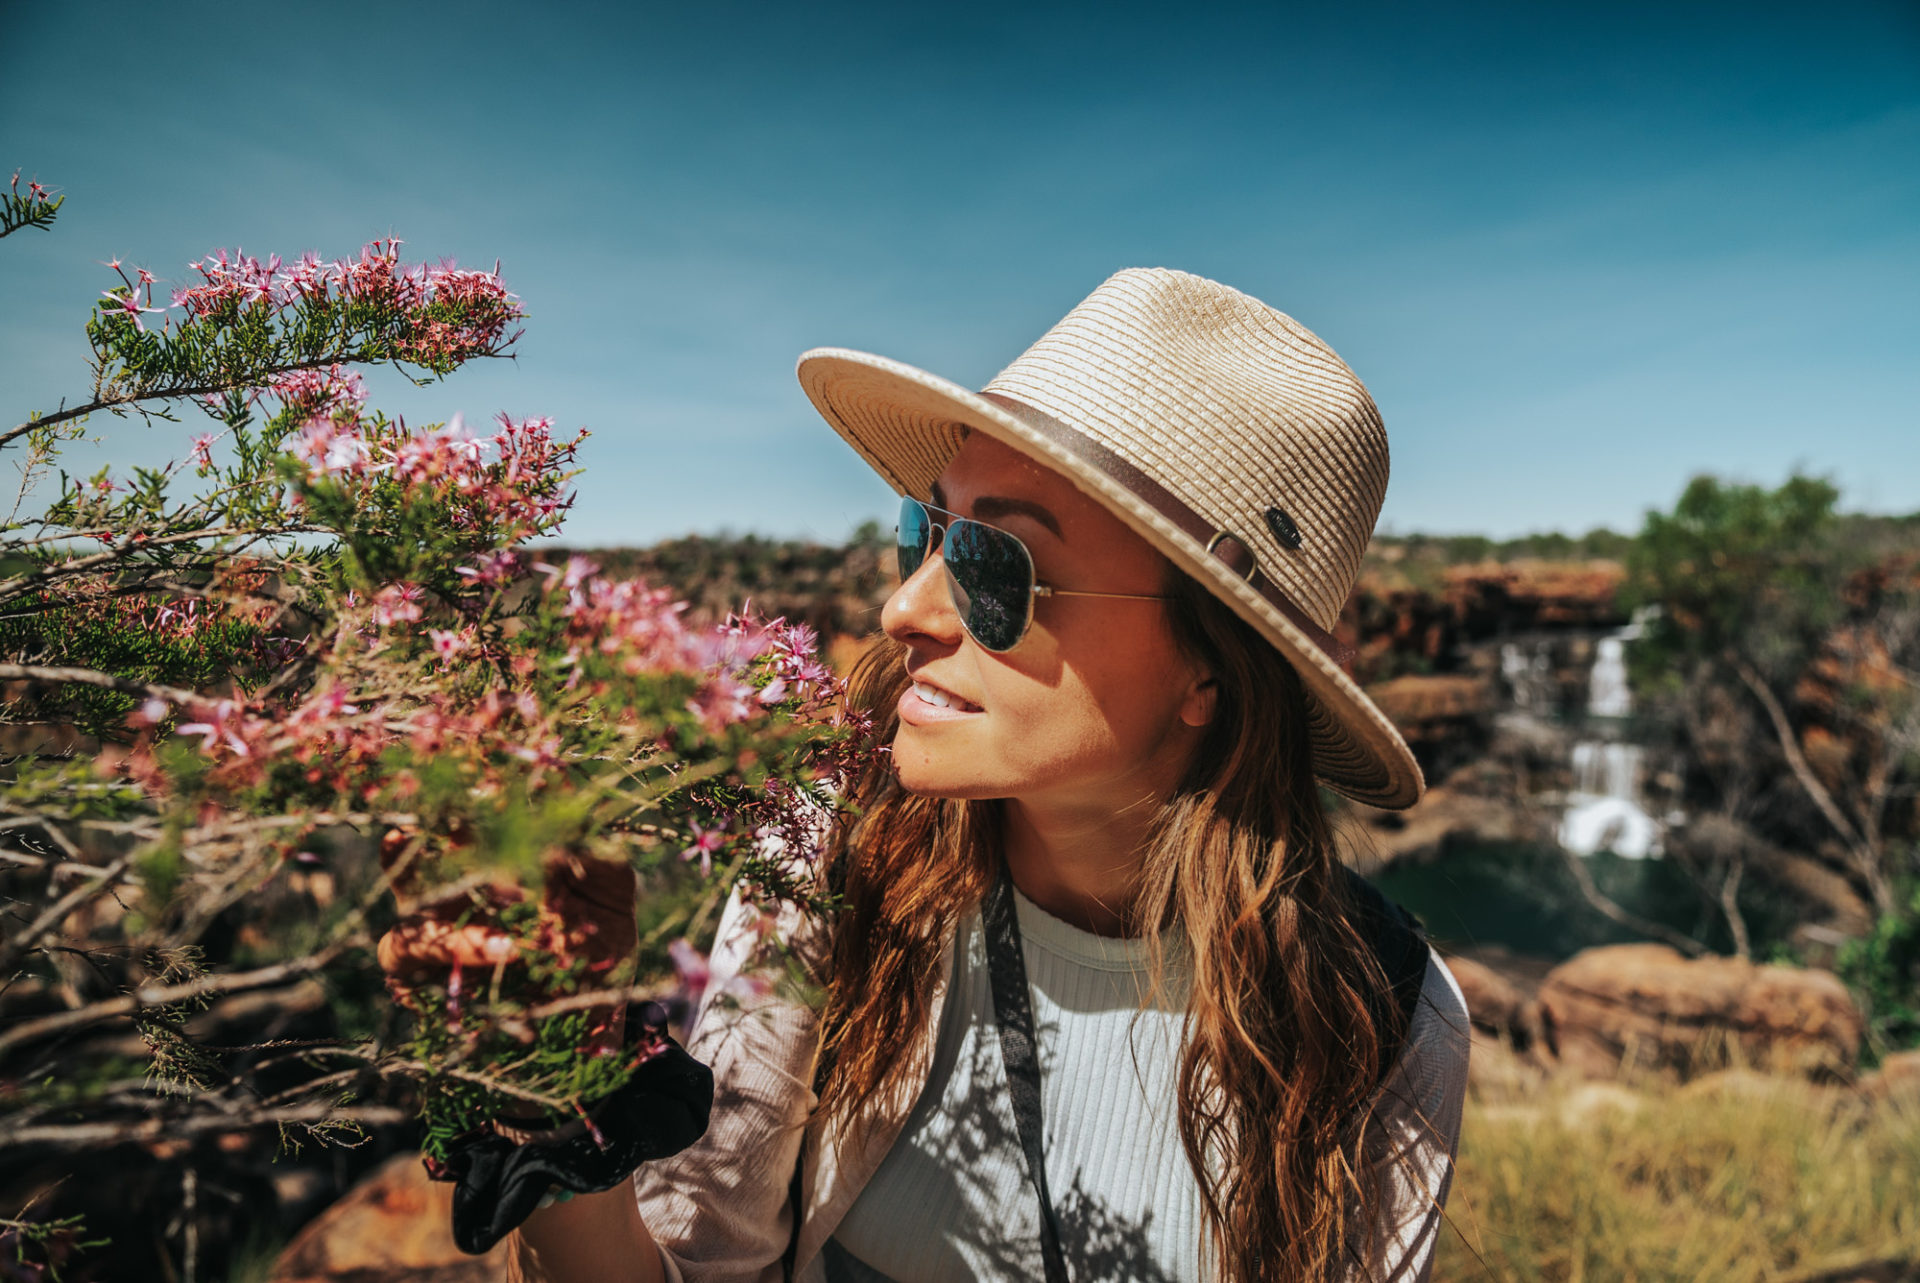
1179, 673, 1219, 728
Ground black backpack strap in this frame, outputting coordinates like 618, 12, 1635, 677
782, 1141, 804, 1281
982, 863, 1074, 1283
1335, 864, 1430, 1087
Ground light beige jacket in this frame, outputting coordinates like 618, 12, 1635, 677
633, 887, 1471, 1283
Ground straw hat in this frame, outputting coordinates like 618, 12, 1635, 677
797, 267, 1422, 809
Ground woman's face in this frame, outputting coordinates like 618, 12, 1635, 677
882, 433, 1215, 810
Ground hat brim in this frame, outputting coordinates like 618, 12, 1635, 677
797, 346, 1425, 810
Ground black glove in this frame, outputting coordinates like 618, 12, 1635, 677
429, 1015, 714, 1255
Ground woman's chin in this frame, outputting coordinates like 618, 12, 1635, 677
890, 725, 1022, 799
893, 770, 1004, 801
889, 754, 1011, 801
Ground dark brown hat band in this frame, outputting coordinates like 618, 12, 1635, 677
978, 392, 1356, 669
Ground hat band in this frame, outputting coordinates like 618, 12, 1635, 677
978, 393, 1357, 668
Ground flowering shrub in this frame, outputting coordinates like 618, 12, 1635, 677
0, 183, 863, 1275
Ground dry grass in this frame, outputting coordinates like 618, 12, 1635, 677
1432, 1073, 1920, 1283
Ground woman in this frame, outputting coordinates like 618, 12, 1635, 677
411, 268, 1470, 1282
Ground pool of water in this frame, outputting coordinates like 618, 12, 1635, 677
1371, 840, 1773, 960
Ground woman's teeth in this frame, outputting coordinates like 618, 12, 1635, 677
913, 681, 976, 712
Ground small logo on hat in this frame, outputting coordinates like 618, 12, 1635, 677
1265, 506, 1304, 550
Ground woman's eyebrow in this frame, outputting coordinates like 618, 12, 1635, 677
927, 483, 1064, 539
971, 496, 1063, 539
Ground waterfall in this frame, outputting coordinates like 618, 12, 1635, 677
1500, 639, 1555, 713
1586, 636, 1632, 718
1557, 617, 1663, 859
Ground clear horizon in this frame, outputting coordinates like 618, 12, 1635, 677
5, 0, 1916, 546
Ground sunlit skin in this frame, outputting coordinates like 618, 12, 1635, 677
886, 433, 1217, 937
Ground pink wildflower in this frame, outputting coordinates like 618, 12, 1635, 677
294, 420, 370, 476
446, 960, 465, 1030
668, 939, 711, 1013
679, 819, 729, 877
177, 699, 256, 758
428, 627, 473, 661
371, 582, 425, 627
266, 364, 365, 417
100, 286, 163, 333
456, 548, 521, 589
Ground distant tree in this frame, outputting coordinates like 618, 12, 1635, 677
1628, 475, 1920, 970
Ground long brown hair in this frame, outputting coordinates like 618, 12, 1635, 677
812, 569, 1408, 1283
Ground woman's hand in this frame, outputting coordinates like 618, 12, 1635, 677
507, 1184, 665, 1283
376, 838, 668, 1283
375, 836, 641, 1050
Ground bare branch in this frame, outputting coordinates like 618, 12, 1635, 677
0, 854, 135, 974
522, 984, 674, 1022
0, 663, 203, 707
3, 353, 409, 451
315, 1045, 574, 1114
0, 1102, 408, 1149
1560, 844, 1709, 957
0, 945, 359, 1059
1727, 653, 1891, 912
1719, 857, 1750, 961
0, 522, 322, 606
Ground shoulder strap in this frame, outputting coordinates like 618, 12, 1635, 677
788, 865, 1425, 1283
1335, 864, 1430, 1087
981, 864, 1074, 1283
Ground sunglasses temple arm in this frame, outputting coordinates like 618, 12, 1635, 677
1032, 587, 1173, 602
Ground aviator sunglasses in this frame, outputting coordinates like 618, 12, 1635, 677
895, 496, 1169, 652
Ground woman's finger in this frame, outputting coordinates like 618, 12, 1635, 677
377, 917, 522, 977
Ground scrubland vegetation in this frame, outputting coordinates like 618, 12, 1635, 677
1437, 1074, 1920, 1283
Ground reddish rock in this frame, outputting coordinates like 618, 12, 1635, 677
1445, 954, 1541, 1050
1443, 560, 1626, 631
1366, 674, 1494, 738
270, 1153, 507, 1282
1345, 782, 1530, 868
1860, 1048, 1920, 1102
1537, 944, 1865, 1082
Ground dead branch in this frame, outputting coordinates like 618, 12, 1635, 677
0, 854, 134, 973
315, 1045, 573, 1115
0, 663, 203, 707
0, 944, 360, 1060
1728, 654, 1892, 913
0, 1102, 408, 1148
0, 523, 322, 607
1719, 857, 1750, 960
1560, 844, 1708, 957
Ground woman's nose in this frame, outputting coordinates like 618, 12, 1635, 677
881, 546, 965, 650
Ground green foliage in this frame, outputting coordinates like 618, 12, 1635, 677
1363, 526, 1636, 592
1838, 880, 1920, 1055
1626, 473, 1845, 688
1, 171, 62, 238
0, 586, 279, 738
0, 1209, 105, 1282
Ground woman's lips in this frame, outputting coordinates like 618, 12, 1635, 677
897, 679, 982, 725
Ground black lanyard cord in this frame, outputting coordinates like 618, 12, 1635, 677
981, 863, 1073, 1283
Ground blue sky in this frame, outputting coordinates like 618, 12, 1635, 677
4, 0, 1916, 545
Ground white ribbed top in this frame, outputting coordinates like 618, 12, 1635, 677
830, 889, 1204, 1282
638, 882, 1468, 1283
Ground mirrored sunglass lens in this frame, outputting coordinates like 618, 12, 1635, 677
897, 498, 931, 579
946, 520, 1032, 651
